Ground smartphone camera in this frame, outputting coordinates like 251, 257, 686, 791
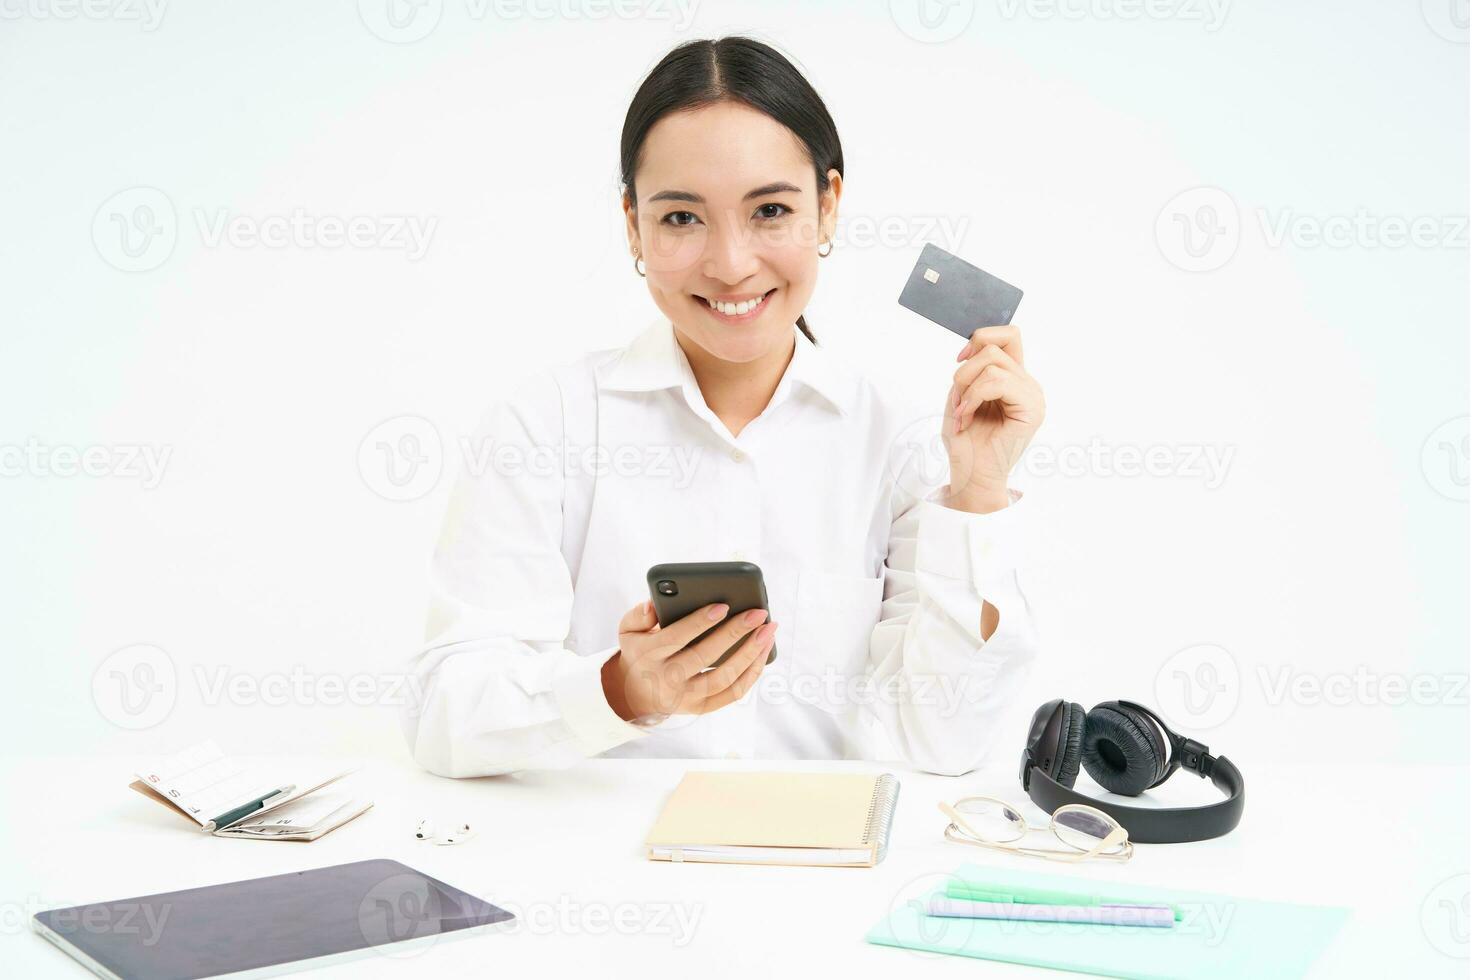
655, 579, 678, 596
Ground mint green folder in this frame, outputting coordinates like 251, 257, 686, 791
866, 864, 1348, 979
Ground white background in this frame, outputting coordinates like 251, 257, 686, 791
2, 2, 1467, 774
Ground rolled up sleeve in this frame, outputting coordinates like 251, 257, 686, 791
861, 453, 1040, 776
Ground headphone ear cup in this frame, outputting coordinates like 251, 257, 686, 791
1051, 701, 1087, 788
1081, 702, 1166, 797
1113, 701, 1168, 786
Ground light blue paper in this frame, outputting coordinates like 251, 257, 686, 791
865, 864, 1348, 980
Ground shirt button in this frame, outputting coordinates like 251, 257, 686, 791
731, 449, 745, 462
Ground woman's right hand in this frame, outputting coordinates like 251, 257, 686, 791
600, 600, 777, 723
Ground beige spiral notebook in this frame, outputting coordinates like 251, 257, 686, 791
645, 771, 901, 868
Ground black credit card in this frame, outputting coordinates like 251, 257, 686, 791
897, 242, 1024, 338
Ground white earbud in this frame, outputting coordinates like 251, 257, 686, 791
414, 819, 475, 845
436, 822, 474, 845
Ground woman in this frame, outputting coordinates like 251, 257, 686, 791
400, 36, 1044, 778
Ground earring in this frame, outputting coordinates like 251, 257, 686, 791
817, 239, 833, 258
632, 247, 646, 278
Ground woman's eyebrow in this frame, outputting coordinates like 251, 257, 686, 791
647, 181, 802, 204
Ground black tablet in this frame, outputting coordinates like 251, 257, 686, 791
32, 858, 514, 979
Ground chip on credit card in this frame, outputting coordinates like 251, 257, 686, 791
897, 242, 1024, 338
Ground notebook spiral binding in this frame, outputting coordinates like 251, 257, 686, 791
861, 774, 902, 864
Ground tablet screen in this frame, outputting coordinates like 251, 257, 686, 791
33, 858, 513, 979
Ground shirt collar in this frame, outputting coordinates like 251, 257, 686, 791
597, 316, 856, 417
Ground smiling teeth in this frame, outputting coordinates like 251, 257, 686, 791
706, 292, 767, 316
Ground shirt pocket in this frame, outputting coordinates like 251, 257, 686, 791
787, 570, 885, 714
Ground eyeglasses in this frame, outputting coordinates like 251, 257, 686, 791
939, 796, 1133, 863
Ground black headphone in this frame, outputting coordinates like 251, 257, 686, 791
1018, 698, 1245, 844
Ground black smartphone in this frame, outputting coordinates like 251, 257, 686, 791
646, 561, 776, 670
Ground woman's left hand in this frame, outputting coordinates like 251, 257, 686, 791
941, 324, 1045, 511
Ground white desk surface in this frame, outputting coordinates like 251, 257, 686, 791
3, 755, 1464, 978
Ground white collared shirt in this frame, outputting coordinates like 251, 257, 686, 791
400, 317, 1038, 777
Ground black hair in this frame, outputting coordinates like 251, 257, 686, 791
619, 36, 843, 345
